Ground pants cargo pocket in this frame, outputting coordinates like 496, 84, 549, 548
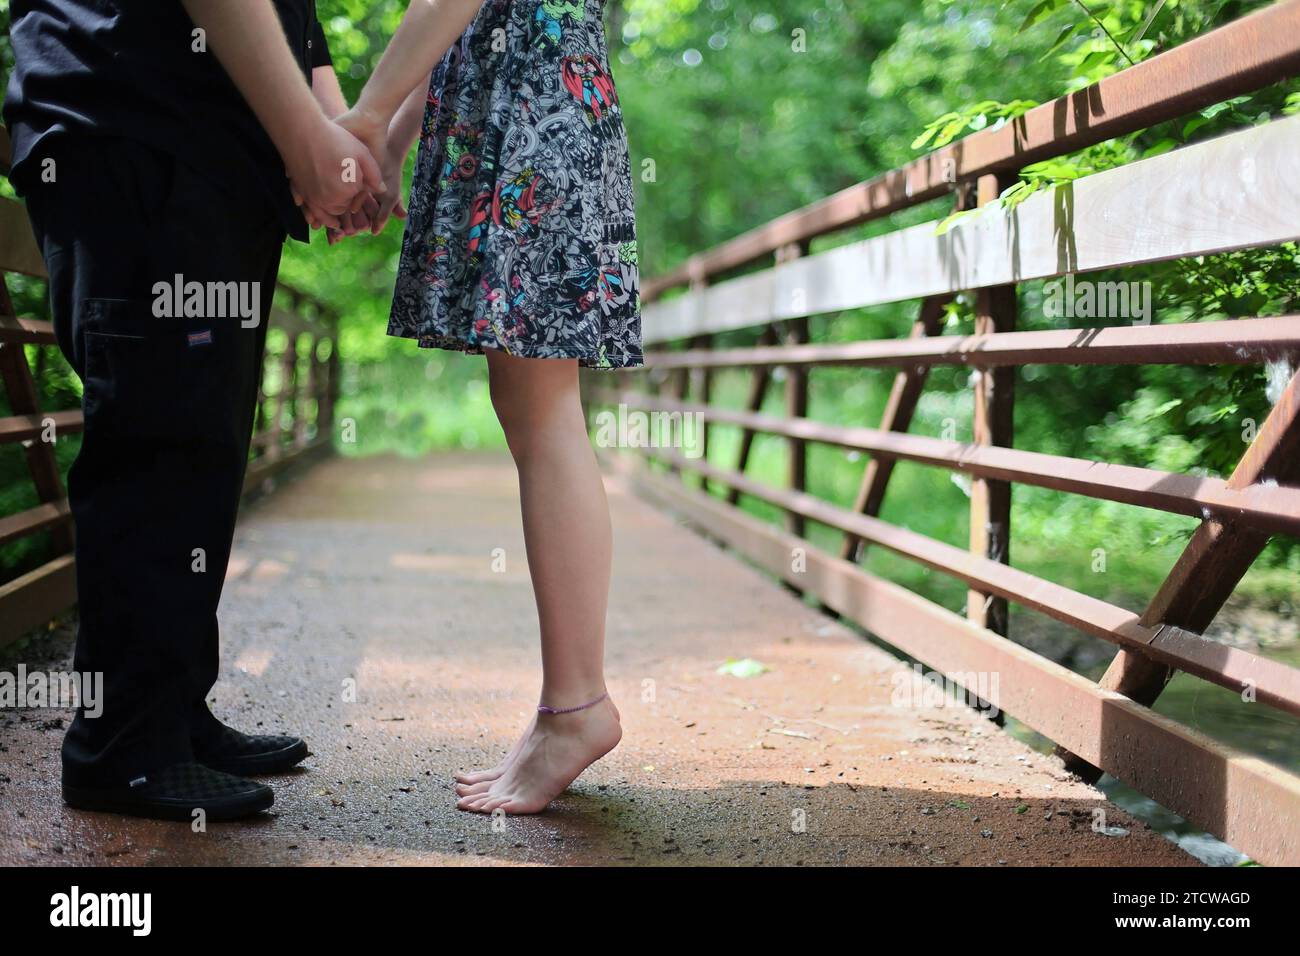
80, 298, 251, 457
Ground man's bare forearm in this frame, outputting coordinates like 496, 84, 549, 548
355, 0, 484, 128
312, 65, 349, 119
182, 0, 323, 160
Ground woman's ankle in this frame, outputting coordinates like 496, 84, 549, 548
537, 685, 610, 715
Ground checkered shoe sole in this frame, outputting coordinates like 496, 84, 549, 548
63, 762, 273, 822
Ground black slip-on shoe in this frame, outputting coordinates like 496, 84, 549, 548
63, 762, 273, 822
193, 722, 309, 776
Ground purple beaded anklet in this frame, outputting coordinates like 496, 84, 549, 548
537, 691, 609, 715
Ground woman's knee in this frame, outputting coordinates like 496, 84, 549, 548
486, 353, 580, 451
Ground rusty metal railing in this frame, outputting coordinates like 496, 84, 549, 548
588, 1, 1300, 865
0, 133, 341, 650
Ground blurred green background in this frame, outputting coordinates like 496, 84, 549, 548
1, 0, 1298, 862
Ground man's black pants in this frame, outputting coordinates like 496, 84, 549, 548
23, 136, 286, 786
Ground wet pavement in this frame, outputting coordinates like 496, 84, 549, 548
0, 452, 1195, 866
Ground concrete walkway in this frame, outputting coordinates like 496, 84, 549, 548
0, 452, 1194, 865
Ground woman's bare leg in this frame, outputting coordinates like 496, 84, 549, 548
455, 350, 621, 813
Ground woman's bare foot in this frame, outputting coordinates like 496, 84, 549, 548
454, 714, 536, 787
456, 696, 621, 814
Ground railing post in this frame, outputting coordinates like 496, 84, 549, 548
298, 333, 318, 451
666, 276, 708, 477
687, 332, 713, 492
314, 325, 333, 439
325, 316, 340, 439
267, 331, 300, 463
727, 323, 780, 506
777, 240, 810, 539
253, 350, 270, 447
966, 172, 1018, 636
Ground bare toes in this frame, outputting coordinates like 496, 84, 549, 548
455, 769, 500, 785
478, 796, 512, 814
498, 798, 543, 815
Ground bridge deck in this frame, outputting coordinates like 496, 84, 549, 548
0, 453, 1194, 865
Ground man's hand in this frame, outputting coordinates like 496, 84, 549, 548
287, 115, 386, 231
308, 64, 382, 242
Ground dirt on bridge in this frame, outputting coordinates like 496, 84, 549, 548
0, 452, 1195, 866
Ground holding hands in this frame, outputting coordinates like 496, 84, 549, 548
287, 106, 411, 245
303, 0, 485, 245
179, 0, 483, 247
334, 105, 412, 237
297, 94, 424, 245
176, 1, 413, 246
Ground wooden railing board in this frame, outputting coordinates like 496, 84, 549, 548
0, 499, 70, 549
0, 554, 75, 650
0, 409, 83, 444
643, 115, 1300, 344
592, 389, 1300, 538
639, 314, 1300, 371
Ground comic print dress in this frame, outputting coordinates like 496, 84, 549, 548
388, 0, 643, 369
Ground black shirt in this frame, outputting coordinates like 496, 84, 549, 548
3, 0, 334, 242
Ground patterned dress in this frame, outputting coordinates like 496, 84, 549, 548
389, 0, 642, 369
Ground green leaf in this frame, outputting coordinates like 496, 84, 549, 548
1019, 0, 1065, 34
932, 117, 971, 149
1147, 398, 1184, 420
911, 127, 939, 151
934, 208, 980, 236
1040, 21, 1084, 60
1022, 159, 1082, 180
1075, 49, 1116, 73
717, 658, 769, 678
1141, 138, 1178, 158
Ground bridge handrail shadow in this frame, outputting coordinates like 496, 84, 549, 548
586, 1, 1300, 865
0, 129, 340, 651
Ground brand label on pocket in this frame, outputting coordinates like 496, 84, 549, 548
187, 330, 214, 347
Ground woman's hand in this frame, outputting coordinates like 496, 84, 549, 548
336, 106, 409, 235
324, 193, 382, 245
